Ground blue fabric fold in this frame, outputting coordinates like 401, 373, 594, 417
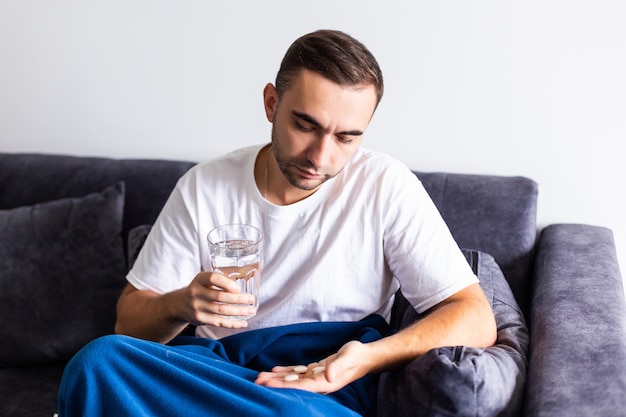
58, 315, 391, 417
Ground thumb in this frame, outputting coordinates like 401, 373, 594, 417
324, 361, 337, 383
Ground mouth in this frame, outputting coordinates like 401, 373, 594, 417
294, 166, 324, 180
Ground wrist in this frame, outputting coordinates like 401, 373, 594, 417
160, 288, 191, 326
364, 334, 417, 373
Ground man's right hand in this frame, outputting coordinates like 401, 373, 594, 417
114, 272, 255, 343
180, 271, 257, 328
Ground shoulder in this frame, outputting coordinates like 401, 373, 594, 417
332, 148, 434, 220
192, 145, 259, 174
343, 147, 422, 189
177, 145, 260, 186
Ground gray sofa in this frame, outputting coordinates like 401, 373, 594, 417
1, 152, 624, 417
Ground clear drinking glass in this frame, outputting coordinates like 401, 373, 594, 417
207, 224, 262, 320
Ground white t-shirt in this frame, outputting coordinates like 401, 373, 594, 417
127, 145, 478, 339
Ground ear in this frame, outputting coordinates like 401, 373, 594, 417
263, 83, 278, 123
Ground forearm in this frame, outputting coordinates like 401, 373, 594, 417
256, 283, 497, 393
366, 283, 496, 373
115, 284, 189, 344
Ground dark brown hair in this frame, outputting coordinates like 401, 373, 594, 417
275, 30, 384, 107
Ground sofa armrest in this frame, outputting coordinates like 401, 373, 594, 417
524, 224, 626, 417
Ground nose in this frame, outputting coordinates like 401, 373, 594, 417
306, 135, 332, 170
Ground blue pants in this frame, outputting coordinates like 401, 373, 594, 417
58, 315, 391, 417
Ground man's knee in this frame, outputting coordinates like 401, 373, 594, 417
64, 335, 134, 378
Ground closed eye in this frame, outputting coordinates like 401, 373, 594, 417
295, 120, 315, 132
336, 136, 354, 145
292, 110, 363, 144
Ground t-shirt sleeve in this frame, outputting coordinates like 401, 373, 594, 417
381, 164, 478, 313
126, 171, 203, 294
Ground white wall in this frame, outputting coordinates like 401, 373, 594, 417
1, 1, 625, 280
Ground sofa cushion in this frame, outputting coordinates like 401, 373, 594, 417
0, 153, 195, 242
0, 183, 127, 366
379, 249, 529, 417
414, 172, 538, 315
0, 362, 66, 417
127, 224, 153, 270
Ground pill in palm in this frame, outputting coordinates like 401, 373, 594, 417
293, 365, 308, 373
284, 374, 299, 381
312, 366, 326, 375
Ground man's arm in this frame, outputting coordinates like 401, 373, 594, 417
255, 283, 496, 393
366, 282, 496, 370
115, 272, 257, 344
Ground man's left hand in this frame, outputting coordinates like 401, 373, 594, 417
254, 340, 370, 394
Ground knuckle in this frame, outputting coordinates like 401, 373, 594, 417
187, 309, 204, 325
210, 289, 224, 301
212, 290, 232, 303
214, 303, 228, 315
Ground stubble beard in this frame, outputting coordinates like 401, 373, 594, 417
270, 126, 332, 191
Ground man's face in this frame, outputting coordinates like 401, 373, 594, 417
263, 69, 378, 193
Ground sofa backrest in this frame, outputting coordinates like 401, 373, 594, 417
0, 153, 538, 314
0, 153, 195, 248
414, 171, 538, 314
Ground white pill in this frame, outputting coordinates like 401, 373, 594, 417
293, 365, 308, 373
312, 366, 326, 375
284, 374, 299, 381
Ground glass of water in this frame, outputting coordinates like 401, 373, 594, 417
207, 224, 262, 320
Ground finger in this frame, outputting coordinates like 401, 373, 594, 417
187, 292, 255, 325
189, 274, 254, 305
204, 272, 242, 293
208, 316, 249, 329
270, 366, 293, 373
205, 287, 256, 306
324, 362, 336, 383
268, 362, 325, 378
257, 371, 331, 393
256, 363, 330, 388
206, 302, 257, 319
255, 371, 278, 382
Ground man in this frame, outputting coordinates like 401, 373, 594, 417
58, 30, 496, 416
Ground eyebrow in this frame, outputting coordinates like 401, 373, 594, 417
292, 111, 364, 137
